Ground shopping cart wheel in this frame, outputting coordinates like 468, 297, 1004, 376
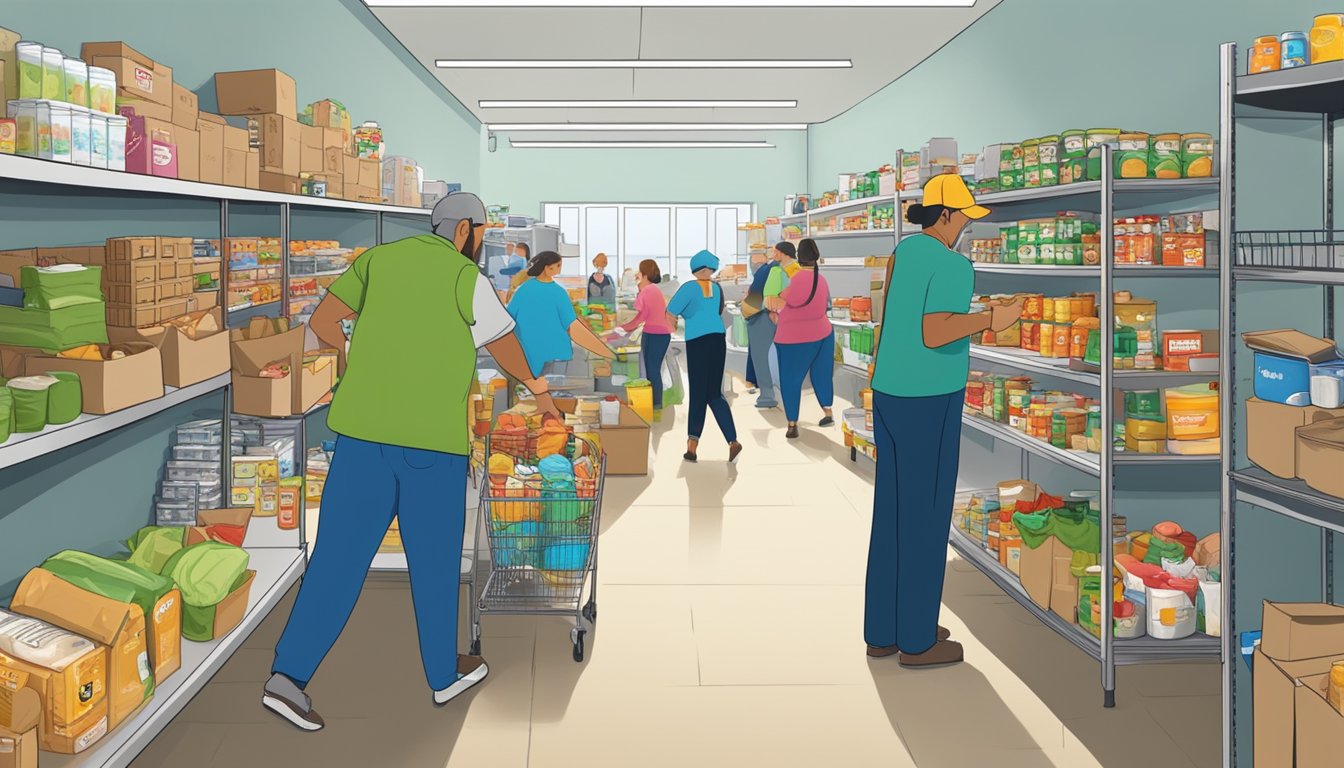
583, 601, 597, 623
572, 628, 586, 662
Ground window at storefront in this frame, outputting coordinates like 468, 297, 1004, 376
543, 202, 754, 279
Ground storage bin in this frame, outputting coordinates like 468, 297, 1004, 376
1296, 419, 1344, 498
1254, 351, 1313, 405
1310, 361, 1344, 409
1147, 586, 1196, 640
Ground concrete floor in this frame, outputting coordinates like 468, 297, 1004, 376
130, 386, 1221, 768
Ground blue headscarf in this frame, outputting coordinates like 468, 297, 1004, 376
689, 249, 719, 273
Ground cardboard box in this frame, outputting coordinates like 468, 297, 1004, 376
1262, 601, 1344, 662
257, 113, 300, 176
87, 48, 172, 107
108, 308, 227, 388
115, 96, 172, 123
188, 290, 219, 314
103, 282, 157, 305
1018, 535, 1071, 612
222, 147, 247, 187
1295, 670, 1344, 768
103, 260, 157, 286
1050, 555, 1079, 625
1245, 398, 1344, 479
174, 126, 200, 182
106, 236, 158, 262
214, 69, 297, 120
343, 153, 361, 182
0, 26, 19, 104
0, 248, 104, 284
298, 356, 336, 413
206, 570, 255, 640
198, 119, 224, 184
157, 237, 191, 261
316, 173, 344, 200
0, 609, 109, 755
1253, 648, 1344, 768
359, 157, 380, 189
599, 401, 649, 475
0, 685, 39, 768
230, 319, 305, 415
246, 150, 260, 189
10, 570, 151, 731
25, 342, 164, 413
122, 113, 178, 178
322, 146, 345, 176
258, 171, 299, 196
300, 143, 323, 174
186, 507, 253, 547
222, 123, 250, 153
171, 83, 198, 130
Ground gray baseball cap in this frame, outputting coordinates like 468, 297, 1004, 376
431, 191, 487, 237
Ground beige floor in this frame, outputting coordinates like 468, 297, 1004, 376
130, 386, 1221, 768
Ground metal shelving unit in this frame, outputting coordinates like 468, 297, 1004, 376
908, 152, 1223, 708
0, 154, 433, 768
1218, 42, 1343, 768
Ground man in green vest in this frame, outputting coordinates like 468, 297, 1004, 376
262, 192, 558, 731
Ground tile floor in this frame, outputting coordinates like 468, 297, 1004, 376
130, 385, 1221, 768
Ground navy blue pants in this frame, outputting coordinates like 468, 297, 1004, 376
775, 331, 835, 422
273, 436, 467, 690
865, 389, 963, 654
685, 333, 737, 443
641, 332, 671, 408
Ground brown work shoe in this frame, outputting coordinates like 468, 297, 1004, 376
866, 627, 951, 658
898, 640, 964, 669
728, 441, 743, 464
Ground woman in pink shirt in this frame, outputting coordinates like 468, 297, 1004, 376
618, 259, 674, 410
775, 238, 835, 439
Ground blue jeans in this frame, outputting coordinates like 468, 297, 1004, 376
775, 331, 835, 422
273, 435, 467, 691
744, 313, 778, 407
641, 332, 671, 408
685, 333, 737, 443
865, 390, 963, 654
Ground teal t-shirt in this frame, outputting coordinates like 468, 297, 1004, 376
871, 233, 975, 397
507, 279, 577, 377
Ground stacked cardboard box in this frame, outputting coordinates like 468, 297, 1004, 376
103, 237, 195, 328
1, 26, 21, 103
215, 69, 299, 194
81, 41, 173, 122
381, 156, 421, 207
1254, 601, 1344, 767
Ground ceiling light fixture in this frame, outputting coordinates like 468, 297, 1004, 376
486, 122, 805, 131
437, 59, 850, 70
479, 99, 798, 109
509, 141, 776, 149
374, 1, 971, 6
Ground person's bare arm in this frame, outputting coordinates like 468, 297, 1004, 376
311, 293, 356, 376
569, 320, 617, 359
923, 312, 992, 349
485, 332, 560, 417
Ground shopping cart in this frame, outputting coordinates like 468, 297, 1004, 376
470, 432, 603, 662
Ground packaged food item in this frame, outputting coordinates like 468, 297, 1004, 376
1331, 660, 1344, 714
88, 65, 116, 114
1280, 31, 1310, 68
1165, 385, 1220, 441
40, 47, 64, 101
999, 143, 1021, 190
107, 115, 127, 172
1037, 135, 1059, 187
0, 117, 14, 155
0, 609, 109, 754
1021, 138, 1041, 188
63, 58, 88, 107
1060, 129, 1087, 184
16, 41, 43, 100
1311, 13, 1344, 64
353, 120, 383, 160
43, 102, 73, 163
1086, 129, 1121, 181
89, 111, 108, 169
1250, 35, 1282, 73
1181, 133, 1213, 178
277, 477, 302, 530
1115, 133, 1151, 179
1150, 133, 1182, 179
69, 105, 91, 167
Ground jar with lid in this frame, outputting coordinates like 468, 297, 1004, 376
1311, 14, 1344, 64
15, 41, 43, 99
88, 65, 116, 114
63, 58, 88, 107
1249, 35, 1281, 73
1280, 32, 1310, 68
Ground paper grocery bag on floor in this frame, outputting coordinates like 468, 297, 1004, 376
10, 569, 153, 730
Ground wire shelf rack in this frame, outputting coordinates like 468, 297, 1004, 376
1234, 230, 1344, 270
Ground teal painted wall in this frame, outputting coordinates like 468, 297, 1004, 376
478, 129, 807, 218
1, 0, 481, 189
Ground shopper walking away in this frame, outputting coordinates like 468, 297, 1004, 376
587, 252, 617, 311
263, 192, 561, 731
742, 243, 790, 409
667, 250, 742, 464
614, 259, 673, 410
774, 238, 834, 438
508, 251, 616, 380
865, 175, 1023, 668
503, 242, 531, 303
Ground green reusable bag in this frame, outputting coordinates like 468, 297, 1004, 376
6, 375, 56, 432
0, 302, 108, 351
42, 551, 175, 619
20, 265, 104, 310
45, 370, 81, 425
125, 526, 187, 574
161, 542, 250, 642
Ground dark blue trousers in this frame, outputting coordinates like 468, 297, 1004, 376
864, 389, 963, 654
641, 332, 671, 408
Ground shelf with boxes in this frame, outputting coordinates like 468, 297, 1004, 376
1219, 38, 1344, 767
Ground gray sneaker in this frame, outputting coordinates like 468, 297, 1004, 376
262, 673, 325, 731
433, 655, 490, 705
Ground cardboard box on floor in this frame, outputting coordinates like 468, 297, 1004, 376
108, 307, 228, 388
1018, 534, 1071, 612
1261, 601, 1344, 661
10, 569, 152, 731
1295, 670, 1344, 767
1245, 398, 1344, 479
25, 342, 164, 414
554, 397, 650, 475
214, 69, 297, 121
0, 609, 109, 755
1254, 648, 1344, 768
0, 684, 40, 768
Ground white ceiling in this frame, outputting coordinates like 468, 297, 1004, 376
365, 2, 1000, 138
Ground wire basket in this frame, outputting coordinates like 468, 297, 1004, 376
1235, 230, 1344, 270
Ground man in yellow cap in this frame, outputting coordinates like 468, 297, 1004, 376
864, 174, 1023, 668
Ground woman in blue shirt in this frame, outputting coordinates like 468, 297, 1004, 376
507, 251, 615, 378
667, 250, 742, 464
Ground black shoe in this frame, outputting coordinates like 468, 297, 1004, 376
819, 416, 835, 427
786, 426, 799, 439
683, 451, 698, 462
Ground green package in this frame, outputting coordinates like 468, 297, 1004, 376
0, 302, 108, 352
45, 370, 81, 425
21, 265, 103, 310
161, 542, 251, 641
0, 388, 12, 443
126, 526, 188, 574
7, 375, 55, 433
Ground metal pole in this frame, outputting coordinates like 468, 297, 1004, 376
1099, 143, 1116, 709
298, 416, 309, 560
1323, 115, 1336, 605
1217, 41, 1237, 768
220, 200, 232, 485
376, 211, 385, 245
280, 203, 291, 319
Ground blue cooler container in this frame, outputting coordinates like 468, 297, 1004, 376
1254, 351, 1312, 405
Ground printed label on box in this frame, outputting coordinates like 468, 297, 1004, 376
134, 67, 153, 93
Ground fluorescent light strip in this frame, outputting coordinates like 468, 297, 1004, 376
437, 59, 849, 70
487, 122, 805, 131
510, 141, 774, 149
376, 1, 971, 6
480, 99, 798, 109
